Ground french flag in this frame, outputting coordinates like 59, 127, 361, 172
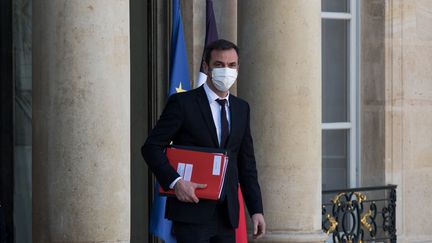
195, 0, 219, 88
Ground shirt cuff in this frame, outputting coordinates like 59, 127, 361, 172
169, 177, 182, 189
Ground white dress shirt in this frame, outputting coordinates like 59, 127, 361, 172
203, 82, 231, 144
169, 82, 231, 189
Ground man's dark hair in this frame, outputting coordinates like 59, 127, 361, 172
204, 39, 239, 64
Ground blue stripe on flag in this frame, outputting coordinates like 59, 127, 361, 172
149, 0, 191, 242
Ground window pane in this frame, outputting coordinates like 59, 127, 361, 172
322, 130, 348, 191
322, 19, 349, 123
322, 0, 349, 13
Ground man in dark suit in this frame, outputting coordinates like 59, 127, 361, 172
142, 39, 265, 243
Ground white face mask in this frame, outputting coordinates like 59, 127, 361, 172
211, 67, 238, 92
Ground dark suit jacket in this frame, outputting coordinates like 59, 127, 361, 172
142, 86, 263, 228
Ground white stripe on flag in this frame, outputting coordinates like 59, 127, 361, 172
195, 72, 208, 88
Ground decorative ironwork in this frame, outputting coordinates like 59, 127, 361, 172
322, 185, 397, 243
324, 213, 338, 234
382, 188, 397, 240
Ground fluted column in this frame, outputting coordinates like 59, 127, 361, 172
214, 0, 238, 94
238, 1, 325, 242
33, 1, 130, 242
183, 0, 238, 94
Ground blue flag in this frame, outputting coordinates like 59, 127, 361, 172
149, 0, 190, 242
168, 0, 191, 95
149, 183, 176, 243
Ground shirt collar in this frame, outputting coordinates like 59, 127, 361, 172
203, 82, 230, 106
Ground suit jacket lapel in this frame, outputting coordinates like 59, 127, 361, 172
196, 86, 219, 147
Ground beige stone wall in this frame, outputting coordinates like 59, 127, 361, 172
385, 0, 432, 241
361, 0, 386, 188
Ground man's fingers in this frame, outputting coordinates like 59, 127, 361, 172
191, 193, 199, 203
253, 229, 262, 239
178, 195, 195, 203
174, 181, 205, 203
253, 219, 258, 235
255, 224, 265, 239
193, 183, 207, 189
189, 183, 204, 203
252, 214, 266, 239
178, 190, 197, 203
176, 194, 188, 202
261, 223, 266, 235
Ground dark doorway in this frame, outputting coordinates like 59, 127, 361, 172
0, 0, 14, 242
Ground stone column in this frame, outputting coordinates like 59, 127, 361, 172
183, 0, 238, 93
238, 1, 326, 242
32, 1, 130, 242
214, 0, 238, 94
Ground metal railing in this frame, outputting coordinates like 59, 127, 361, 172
322, 185, 397, 243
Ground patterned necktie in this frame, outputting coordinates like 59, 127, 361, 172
216, 99, 229, 148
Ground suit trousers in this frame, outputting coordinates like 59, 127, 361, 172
172, 201, 235, 243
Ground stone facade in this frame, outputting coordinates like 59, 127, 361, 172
24, 0, 432, 242
385, 0, 432, 242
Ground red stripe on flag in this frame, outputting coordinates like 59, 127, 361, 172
236, 185, 248, 243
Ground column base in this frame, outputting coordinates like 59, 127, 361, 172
250, 230, 328, 243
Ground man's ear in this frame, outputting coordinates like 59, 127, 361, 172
203, 61, 209, 75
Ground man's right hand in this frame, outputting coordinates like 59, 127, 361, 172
174, 179, 207, 203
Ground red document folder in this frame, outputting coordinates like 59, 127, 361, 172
160, 146, 229, 200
